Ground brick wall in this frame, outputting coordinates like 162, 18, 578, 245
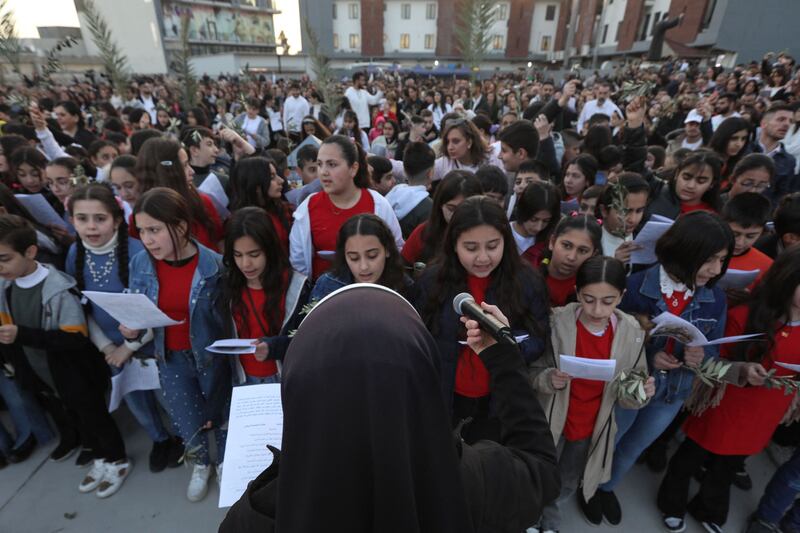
361, 0, 385, 56
666, 0, 710, 45
554, 0, 572, 51
436, 0, 464, 56
616, 0, 644, 51
575, 0, 599, 47
506, 0, 536, 58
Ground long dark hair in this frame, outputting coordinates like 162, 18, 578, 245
439, 120, 489, 166
133, 187, 193, 262
515, 181, 561, 243
539, 215, 602, 278
420, 170, 483, 263
320, 135, 370, 188
423, 196, 547, 338
67, 183, 129, 290
668, 151, 724, 210
332, 214, 406, 294
708, 117, 750, 177
222, 207, 290, 336
229, 156, 290, 233
732, 247, 800, 362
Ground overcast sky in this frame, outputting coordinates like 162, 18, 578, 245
6, 0, 302, 53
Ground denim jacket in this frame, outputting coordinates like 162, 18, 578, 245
128, 243, 225, 369
620, 264, 727, 403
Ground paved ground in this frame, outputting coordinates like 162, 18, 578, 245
0, 406, 784, 533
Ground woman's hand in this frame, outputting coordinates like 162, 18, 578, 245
683, 345, 705, 368
459, 302, 509, 355
643, 376, 656, 398
653, 351, 681, 370
550, 369, 571, 390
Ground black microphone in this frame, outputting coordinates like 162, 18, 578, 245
453, 293, 517, 345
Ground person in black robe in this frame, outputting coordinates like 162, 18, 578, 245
219, 284, 559, 533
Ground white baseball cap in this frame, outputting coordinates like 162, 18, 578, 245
684, 109, 704, 124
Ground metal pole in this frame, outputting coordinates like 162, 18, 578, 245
562, 0, 581, 70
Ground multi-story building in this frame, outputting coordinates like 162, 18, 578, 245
301, 0, 797, 69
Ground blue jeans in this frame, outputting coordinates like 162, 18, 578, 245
757, 447, 800, 529
0, 372, 54, 452
599, 379, 684, 491
240, 374, 280, 386
110, 363, 169, 443
158, 350, 231, 466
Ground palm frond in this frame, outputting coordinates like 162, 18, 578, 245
78, 0, 130, 91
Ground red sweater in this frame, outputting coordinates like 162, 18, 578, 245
233, 286, 284, 378
454, 275, 492, 398
156, 254, 198, 351
546, 273, 576, 307
521, 241, 548, 269
683, 305, 800, 455
401, 221, 427, 264
728, 247, 773, 291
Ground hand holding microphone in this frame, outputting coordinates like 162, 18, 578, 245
454, 293, 516, 353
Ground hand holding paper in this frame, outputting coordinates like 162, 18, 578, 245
206, 339, 258, 355
83, 291, 183, 330
559, 355, 617, 382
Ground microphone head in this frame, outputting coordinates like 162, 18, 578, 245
452, 292, 474, 316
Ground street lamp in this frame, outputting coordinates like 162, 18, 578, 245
434, 59, 439, 67
276, 30, 289, 74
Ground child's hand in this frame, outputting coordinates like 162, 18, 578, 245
635, 313, 656, 332
614, 241, 641, 263
252, 340, 269, 362
459, 302, 509, 355
0, 324, 18, 344
105, 345, 134, 368
724, 287, 750, 307
683, 345, 705, 368
119, 325, 140, 340
653, 351, 681, 370
643, 376, 656, 398
550, 369, 571, 390
743, 362, 769, 386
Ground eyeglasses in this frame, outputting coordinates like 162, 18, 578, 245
737, 180, 770, 191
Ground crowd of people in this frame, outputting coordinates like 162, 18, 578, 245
0, 51, 798, 532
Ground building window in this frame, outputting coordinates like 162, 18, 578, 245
424, 33, 435, 49
702, 0, 718, 29
602, 24, 608, 43
639, 12, 651, 41
333, 33, 339, 49
332, 3, 337, 19
492, 34, 504, 50
498, 3, 508, 19
400, 33, 410, 49
401, 3, 411, 19
426, 3, 436, 19
545, 5, 556, 21
651, 12, 661, 36
617, 21, 622, 41
541, 35, 551, 51
349, 33, 359, 48
348, 3, 359, 19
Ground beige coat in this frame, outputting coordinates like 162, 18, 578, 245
529, 303, 648, 500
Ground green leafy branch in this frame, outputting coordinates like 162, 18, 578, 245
455, 0, 498, 79
764, 369, 800, 396
0, 0, 22, 77
78, 0, 130, 92
685, 359, 732, 387
615, 369, 650, 403
40, 35, 79, 80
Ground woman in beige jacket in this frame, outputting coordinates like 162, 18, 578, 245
529, 257, 655, 532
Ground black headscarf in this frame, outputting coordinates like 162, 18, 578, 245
276, 285, 473, 533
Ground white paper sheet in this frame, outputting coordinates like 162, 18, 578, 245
630, 220, 673, 265
198, 173, 230, 219
207, 339, 258, 355
15, 193, 68, 229
559, 354, 617, 381
650, 312, 763, 347
82, 291, 183, 329
108, 359, 160, 413
650, 214, 674, 224
316, 250, 335, 260
717, 269, 760, 290
776, 362, 800, 373
219, 383, 283, 508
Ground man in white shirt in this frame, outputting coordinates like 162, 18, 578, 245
136, 79, 157, 124
666, 110, 706, 154
576, 81, 622, 133
710, 92, 741, 131
344, 72, 383, 131
282, 82, 310, 142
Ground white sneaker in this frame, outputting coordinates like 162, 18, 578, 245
187, 463, 212, 502
96, 458, 132, 498
216, 462, 223, 487
79, 459, 106, 493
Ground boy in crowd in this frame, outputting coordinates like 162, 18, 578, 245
722, 192, 774, 291
386, 142, 435, 238
755, 192, 800, 258
285, 144, 320, 208
509, 159, 551, 219
476, 166, 509, 207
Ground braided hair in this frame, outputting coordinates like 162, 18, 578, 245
67, 183, 129, 291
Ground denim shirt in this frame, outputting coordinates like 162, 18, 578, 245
620, 264, 727, 403
128, 243, 225, 369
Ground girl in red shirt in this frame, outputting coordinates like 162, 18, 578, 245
228, 156, 292, 251
511, 181, 560, 269
540, 216, 603, 307
223, 207, 309, 385
132, 137, 223, 251
657, 248, 800, 531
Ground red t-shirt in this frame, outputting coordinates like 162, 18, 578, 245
662, 289, 693, 354
680, 202, 714, 215
521, 241, 548, 269
401, 221, 427, 264
563, 319, 614, 441
728, 247, 773, 292
128, 193, 223, 252
233, 286, 284, 378
156, 254, 199, 351
684, 306, 800, 455
454, 275, 492, 398
308, 189, 375, 279
268, 209, 291, 253
546, 273, 576, 307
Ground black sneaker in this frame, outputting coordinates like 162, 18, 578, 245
7, 435, 36, 463
578, 490, 603, 526
149, 438, 171, 473
49, 440, 79, 462
732, 467, 753, 491
598, 489, 621, 525
644, 443, 668, 473
663, 516, 686, 532
75, 447, 95, 467
166, 436, 185, 468
701, 521, 723, 533
0, 453, 7, 470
